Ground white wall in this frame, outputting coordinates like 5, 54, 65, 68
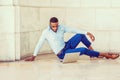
0, 0, 120, 61
0, 0, 15, 61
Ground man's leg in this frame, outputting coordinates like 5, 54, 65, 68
64, 47, 99, 57
65, 34, 95, 58
64, 47, 119, 59
66, 34, 92, 49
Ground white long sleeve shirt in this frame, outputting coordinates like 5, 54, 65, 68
33, 25, 87, 56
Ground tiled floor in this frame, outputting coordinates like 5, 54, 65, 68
0, 53, 120, 80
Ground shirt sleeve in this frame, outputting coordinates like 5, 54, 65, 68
64, 26, 87, 34
33, 30, 46, 56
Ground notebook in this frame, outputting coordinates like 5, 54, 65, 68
62, 52, 80, 63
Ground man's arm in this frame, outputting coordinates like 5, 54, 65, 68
64, 26, 87, 34
25, 31, 46, 61
64, 26, 95, 42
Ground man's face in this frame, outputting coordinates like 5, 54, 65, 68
50, 22, 58, 32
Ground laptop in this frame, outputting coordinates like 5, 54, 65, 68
62, 52, 80, 63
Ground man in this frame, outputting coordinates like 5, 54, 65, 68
25, 17, 119, 61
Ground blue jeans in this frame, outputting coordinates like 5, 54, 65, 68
57, 34, 100, 59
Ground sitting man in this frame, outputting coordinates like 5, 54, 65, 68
25, 17, 119, 61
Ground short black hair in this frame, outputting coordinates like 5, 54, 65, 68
50, 17, 58, 23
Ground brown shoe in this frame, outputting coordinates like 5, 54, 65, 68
105, 53, 119, 59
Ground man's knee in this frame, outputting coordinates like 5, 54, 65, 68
76, 34, 86, 38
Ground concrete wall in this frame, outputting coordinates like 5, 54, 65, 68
0, 0, 15, 61
0, 0, 120, 61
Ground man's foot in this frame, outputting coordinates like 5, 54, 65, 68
105, 53, 119, 59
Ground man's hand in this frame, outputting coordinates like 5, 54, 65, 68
25, 55, 36, 61
87, 32, 95, 42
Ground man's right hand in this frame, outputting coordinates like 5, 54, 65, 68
25, 55, 36, 61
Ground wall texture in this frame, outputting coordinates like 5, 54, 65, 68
0, 0, 120, 61
0, 0, 15, 61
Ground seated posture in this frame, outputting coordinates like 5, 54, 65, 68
25, 17, 119, 61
